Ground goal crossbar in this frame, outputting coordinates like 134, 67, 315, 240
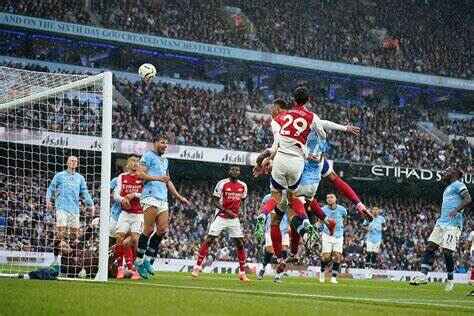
0, 72, 106, 110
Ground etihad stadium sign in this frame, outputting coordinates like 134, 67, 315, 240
371, 165, 473, 184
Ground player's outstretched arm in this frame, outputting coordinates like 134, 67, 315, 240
320, 120, 360, 135
167, 178, 190, 206
136, 165, 170, 183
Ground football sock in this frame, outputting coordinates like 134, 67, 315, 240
320, 260, 327, 273
443, 250, 454, 280
289, 228, 301, 255
262, 250, 273, 268
366, 253, 373, 269
114, 244, 124, 267
332, 262, 340, 278
196, 242, 209, 266
270, 225, 283, 258
331, 175, 361, 205
146, 233, 164, 262
470, 266, 474, 282
236, 248, 247, 272
136, 233, 149, 261
289, 197, 305, 216
309, 199, 326, 221
261, 197, 278, 215
124, 246, 134, 270
421, 248, 435, 275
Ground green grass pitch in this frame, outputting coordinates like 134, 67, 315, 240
1, 272, 473, 315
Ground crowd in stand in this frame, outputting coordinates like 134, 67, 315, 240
2, 0, 472, 79
1, 174, 472, 272
1, 60, 473, 173
429, 111, 474, 138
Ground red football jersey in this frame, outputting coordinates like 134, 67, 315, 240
213, 178, 248, 218
274, 105, 316, 145
115, 172, 144, 214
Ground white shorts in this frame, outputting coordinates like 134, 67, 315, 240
428, 225, 461, 251
116, 212, 144, 234
321, 233, 343, 254
264, 231, 290, 248
109, 217, 118, 236
366, 240, 381, 253
208, 216, 243, 238
140, 197, 168, 214
56, 209, 80, 229
295, 183, 320, 199
271, 152, 305, 192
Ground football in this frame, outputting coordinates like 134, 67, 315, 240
138, 63, 156, 81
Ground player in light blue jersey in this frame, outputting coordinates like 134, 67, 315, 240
256, 193, 290, 281
134, 135, 190, 278
411, 168, 471, 291
319, 193, 347, 284
364, 207, 385, 278
109, 176, 122, 237
46, 156, 94, 266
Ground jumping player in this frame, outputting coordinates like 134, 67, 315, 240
410, 168, 471, 291
192, 166, 249, 282
134, 136, 190, 279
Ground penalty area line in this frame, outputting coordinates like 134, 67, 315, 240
109, 280, 474, 311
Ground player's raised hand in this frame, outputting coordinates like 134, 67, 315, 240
345, 125, 361, 136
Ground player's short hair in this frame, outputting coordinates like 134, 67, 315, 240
273, 98, 290, 110
125, 155, 139, 171
153, 134, 168, 143
326, 193, 337, 198
293, 86, 309, 105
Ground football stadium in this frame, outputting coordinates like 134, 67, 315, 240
0, 1, 473, 315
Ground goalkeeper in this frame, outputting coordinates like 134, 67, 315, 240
255, 192, 291, 282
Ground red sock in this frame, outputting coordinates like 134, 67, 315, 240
289, 197, 305, 216
261, 197, 278, 215
289, 228, 301, 255
270, 224, 283, 258
310, 198, 326, 221
470, 267, 474, 281
196, 242, 209, 266
331, 175, 361, 205
114, 244, 124, 267
124, 246, 134, 270
236, 248, 247, 272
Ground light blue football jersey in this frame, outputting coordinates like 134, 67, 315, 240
322, 204, 347, 238
140, 150, 169, 201
46, 170, 93, 214
436, 180, 468, 229
366, 215, 385, 244
110, 177, 121, 221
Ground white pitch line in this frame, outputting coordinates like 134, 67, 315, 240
108, 280, 474, 311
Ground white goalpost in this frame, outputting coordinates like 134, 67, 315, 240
0, 67, 112, 281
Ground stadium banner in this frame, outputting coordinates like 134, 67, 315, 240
1, 127, 473, 183
0, 250, 54, 266
0, 128, 258, 166
1, 13, 473, 91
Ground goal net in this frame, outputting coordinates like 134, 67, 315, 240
0, 66, 112, 281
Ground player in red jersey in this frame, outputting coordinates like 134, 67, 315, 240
113, 156, 144, 280
192, 166, 249, 282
